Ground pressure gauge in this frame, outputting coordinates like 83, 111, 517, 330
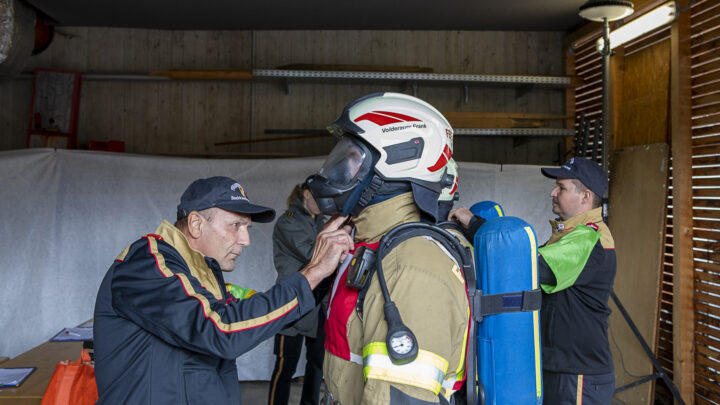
389, 332, 415, 355
384, 302, 418, 365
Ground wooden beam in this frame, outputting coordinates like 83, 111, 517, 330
565, 21, 602, 50
214, 132, 330, 146
610, 46, 624, 150
441, 112, 569, 129
670, 1, 695, 403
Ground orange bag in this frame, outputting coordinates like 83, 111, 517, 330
41, 350, 98, 405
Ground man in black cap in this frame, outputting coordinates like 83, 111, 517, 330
538, 157, 617, 404
93, 176, 353, 405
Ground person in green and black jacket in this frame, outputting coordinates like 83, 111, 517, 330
538, 157, 617, 405
268, 180, 328, 405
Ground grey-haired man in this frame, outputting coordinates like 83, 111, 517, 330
93, 176, 353, 405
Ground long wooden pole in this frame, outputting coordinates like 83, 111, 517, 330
670, 1, 694, 403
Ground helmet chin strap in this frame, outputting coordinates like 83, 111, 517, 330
346, 175, 416, 217
349, 174, 384, 217
339, 171, 377, 217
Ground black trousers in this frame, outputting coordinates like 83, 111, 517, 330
543, 370, 615, 405
267, 318, 325, 405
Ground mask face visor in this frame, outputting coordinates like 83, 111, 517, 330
317, 135, 372, 191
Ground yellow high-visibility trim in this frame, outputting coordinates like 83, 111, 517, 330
363, 342, 449, 395
524, 226, 538, 290
116, 245, 130, 261
494, 205, 504, 217
363, 343, 448, 371
576, 374, 584, 404
442, 307, 469, 397
524, 226, 542, 399
148, 238, 299, 333
533, 310, 542, 397
365, 366, 443, 394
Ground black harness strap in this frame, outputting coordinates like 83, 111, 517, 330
471, 288, 542, 322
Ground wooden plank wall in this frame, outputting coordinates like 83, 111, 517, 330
0, 28, 566, 164
615, 39, 670, 148
608, 143, 669, 405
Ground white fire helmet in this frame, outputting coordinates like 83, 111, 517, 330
307, 92, 455, 221
438, 158, 459, 222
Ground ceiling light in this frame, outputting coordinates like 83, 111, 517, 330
579, 0, 634, 22
596, 1, 677, 52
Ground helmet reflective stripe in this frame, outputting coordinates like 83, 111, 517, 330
363, 342, 448, 395
427, 144, 452, 173
355, 110, 421, 126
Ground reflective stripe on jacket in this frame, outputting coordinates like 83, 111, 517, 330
323, 193, 469, 405
94, 221, 316, 404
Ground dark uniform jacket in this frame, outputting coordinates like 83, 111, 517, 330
93, 221, 315, 404
538, 207, 617, 375
273, 197, 326, 337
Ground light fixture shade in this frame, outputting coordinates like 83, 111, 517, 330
579, 0, 635, 22
596, 0, 677, 52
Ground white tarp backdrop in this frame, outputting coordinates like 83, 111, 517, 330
0, 148, 554, 380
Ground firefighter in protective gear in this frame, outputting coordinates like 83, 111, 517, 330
307, 92, 469, 405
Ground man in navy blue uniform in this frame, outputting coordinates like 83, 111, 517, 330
93, 176, 353, 404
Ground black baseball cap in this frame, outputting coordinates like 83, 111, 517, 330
176, 176, 276, 223
541, 157, 608, 197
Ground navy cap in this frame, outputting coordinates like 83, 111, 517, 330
541, 157, 608, 197
177, 176, 276, 223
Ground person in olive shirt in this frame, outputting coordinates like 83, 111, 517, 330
538, 157, 617, 405
267, 180, 328, 405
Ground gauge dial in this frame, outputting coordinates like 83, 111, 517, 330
390, 333, 414, 355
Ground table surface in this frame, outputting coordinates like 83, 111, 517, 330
0, 341, 84, 404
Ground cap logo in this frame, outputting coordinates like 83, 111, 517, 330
230, 183, 249, 201
561, 164, 572, 171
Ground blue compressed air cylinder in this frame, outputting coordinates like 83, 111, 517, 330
473, 216, 542, 405
470, 201, 505, 220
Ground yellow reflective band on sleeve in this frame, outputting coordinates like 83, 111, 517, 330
442, 305, 470, 397
363, 342, 449, 395
148, 238, 299, 333
523, 226, 542, 400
